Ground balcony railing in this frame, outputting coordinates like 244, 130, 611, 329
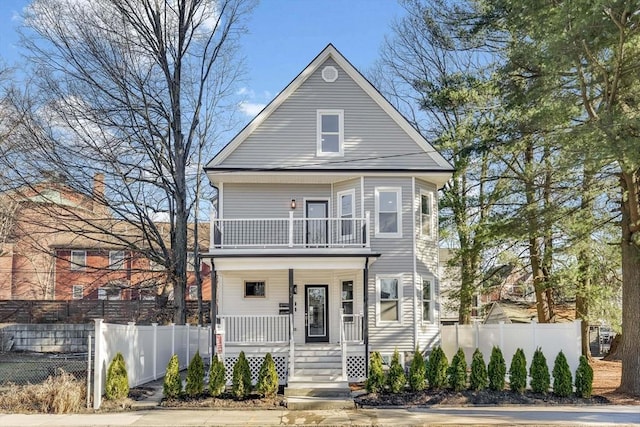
217, 315, 290, 344
211, 212, 370, 249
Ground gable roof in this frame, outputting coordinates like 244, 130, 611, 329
206, 44, 453, 173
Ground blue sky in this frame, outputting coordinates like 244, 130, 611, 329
0, 0, 406, 119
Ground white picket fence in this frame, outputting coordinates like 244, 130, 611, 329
92, 319, 211, 409
441, 320, 582, 378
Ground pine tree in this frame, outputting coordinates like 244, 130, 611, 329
105, 352, 129, 400
574, 355, 593, 398
552, 351, 573, 397
366, 351, 385, 393
163, 354, 182, 398
185, 351, 204, 397
209, 356, 226, 397
387, 349, 407, 394
529, 347, 550, 394
509, 348, 527, 393
256, 353, 279, 397
447, 348, 468, 392
469, 348, 488, 391
426, 346, 448, 390
408, 349, 427, 392
232, 351, 252, 399
488, 346, 506, 391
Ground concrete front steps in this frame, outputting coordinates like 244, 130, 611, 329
285, 344, 354, 410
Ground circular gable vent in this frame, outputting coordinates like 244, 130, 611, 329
322, 66, 338, 82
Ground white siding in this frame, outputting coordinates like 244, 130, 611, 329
219, 270, 289, 316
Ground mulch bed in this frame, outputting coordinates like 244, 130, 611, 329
161, 392, 285, 409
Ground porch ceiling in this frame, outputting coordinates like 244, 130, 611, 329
202, 250, 380, 271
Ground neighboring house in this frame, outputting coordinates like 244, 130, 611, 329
0, 176, 210, 301
203, 45, 453, 393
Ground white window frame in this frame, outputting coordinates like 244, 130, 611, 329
337, 189, 355, 240
72, 285, 84, 300
340, 279, 355, 322
376, 274, 402, 325
316, 109, 344, 156
375, 187, 402, 238
188, 285, 198, 300
109, 250, 126, 270
420, 190, 433, 239
70, 250, 86, 271
98, 287, 121, 300
244, 280, 267, 298
421, 277, 433, 323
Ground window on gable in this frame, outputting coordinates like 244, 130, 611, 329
244, 281, 266, 298
109, 250, 126, 270
375, 188, 401, 237
338, 190, 354, 238
317, 110, 344, 156
70, 250, 86, 271
420, 192, 432, 238
422, 278, 433, 322
378, 276, 400, 322
72, 285, 84, 300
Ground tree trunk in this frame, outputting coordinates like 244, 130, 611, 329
619, 170, 640, 395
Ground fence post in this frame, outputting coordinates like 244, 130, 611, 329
531, 320, 537, 350
474, 321, 480, 350
499, 321, 504, 350
455, 323, 460, 350
152, 323, 158, 380
171, 323, 175, 356
92, 319, 104, 410
186, 324, 191, 363
86, 335, 92, 409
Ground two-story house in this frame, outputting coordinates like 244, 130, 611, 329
203, 45, 453, 395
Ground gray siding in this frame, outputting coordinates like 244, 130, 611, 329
332, 178, 361, 218
219, 58, 441, 170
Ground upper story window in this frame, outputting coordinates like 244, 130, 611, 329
70, 250, 86, 271
317, 110, 344, 156
337, 189, 355, 239
72, 285, 84, 300
109, 250, 126, 270
375, 187, 402, 238
98, 287, 121, 300
420, 191, 433, 238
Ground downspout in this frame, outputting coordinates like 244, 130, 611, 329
412, 177, 418, 350
364, 256, 369, 372
211, 260, 217, 355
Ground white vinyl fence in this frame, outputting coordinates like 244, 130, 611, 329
442, 320, 582, 379
92, 319, 211, 409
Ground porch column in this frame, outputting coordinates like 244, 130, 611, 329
210, 261, 217, 355
288, 269, 294, 339
363, 257, 369, 370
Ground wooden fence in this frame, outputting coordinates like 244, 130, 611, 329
0, 299, 210, 324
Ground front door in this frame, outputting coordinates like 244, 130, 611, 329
305, 285, 329, 343
306, 200, 328, 245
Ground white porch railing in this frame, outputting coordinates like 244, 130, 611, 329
217, 315, 290, 343
343, 313, 364, 343
340, 309, 347, 381
211, 212, 371, 249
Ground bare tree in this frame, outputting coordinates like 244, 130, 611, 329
6, 0, 253, 323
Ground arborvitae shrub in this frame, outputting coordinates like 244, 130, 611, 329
408, 349, 426, 392
529, 347, 550, 394
366, 351, 385, 393
163, 354, 182, 398
105, 352, 129, 400
552, 351, 573, 397
387, 349, 407, 394
185, 351, 204, 397
256, 353, 279, 397
232, 351, 252, 399
426, 346, 448, 390
509, 348, 527, 393
574, 355, 593, 398
488, 346, 506, 391
447, 348, 468, 392
209, 356, 226, 397
469, 348, 488, 391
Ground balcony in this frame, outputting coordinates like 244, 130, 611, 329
211, 213, 370, 250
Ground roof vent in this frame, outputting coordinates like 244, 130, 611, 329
322, 66, 338, 83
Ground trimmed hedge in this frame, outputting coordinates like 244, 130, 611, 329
447, 348, 468, 391
185, 351, 204, 397
469, 348, 488, 391
105, 352, 129, 400
163, 354, 182, 398
509, 348, 527, 393
387, 349, 407, 394
209, 356, 226, 397
256, 353, 279, 397
574, 355, 593, 398
426, 346, 448, 390
552, 351, 573, 397
232, 351, 252, 399
366, 351, 385, 393
488, 346, 506, 391
530, 347, 550, 394
408, 349, 427, 392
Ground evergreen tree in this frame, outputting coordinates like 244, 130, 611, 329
387, 349, 407, 394
209, 356, 226, 397
256, 353, 279, 398
552, 351, 573, 397
163, 354, 182, 398
509, 349, 527, 393
366, 351, 385, 393
232, 351, 252, 399
447, 348, 468, 392
426, 346, 448, 390
574, 355, 594, 398
469, 348, 488, 391
408, 349, 427, 392
185, 351, 204, 397
105, 352, 129, 400
529, 348, 550, 394
487, 346, 506, 391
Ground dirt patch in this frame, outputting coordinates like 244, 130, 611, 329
591, 359, 640, 405
161, 393, 285, 409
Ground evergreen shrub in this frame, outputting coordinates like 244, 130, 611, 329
209, 356, 226, 397
105, 352, 129, 400
447, 348, 468, 392
469, 348, 488, 391
163, 354, 182, 398
366, 351, 385, 393
529, 347, 550, 394
185, 350, 204, 397
387, 349, 407, 394
509, 348, 527, 393
232, 351, 252, 399
574, 355, 593, 398
488, 346, 506, 391
426, 346, 448, 390
408, 349, 426, 392
552, 351, 573, 397
256, 353, 279, 397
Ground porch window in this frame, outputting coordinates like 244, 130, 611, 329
109, 250, 125, 270
378, 276, 400, 323
341, 280, 354, 322
70, 250, 86, 270
422, 278, 433, 322
375, 188, 402, 238
244, 280, 266, 298
420, 191, 432, 238
338, 189, 355, 238
317, 110, 344, 156
72, 285, 83, 300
